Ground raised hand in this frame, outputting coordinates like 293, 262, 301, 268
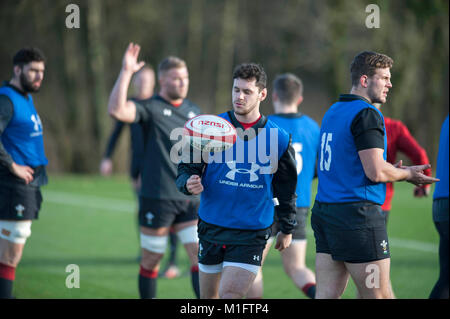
122, 43, 145, 73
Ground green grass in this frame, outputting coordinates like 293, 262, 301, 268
14, 174, 440, 299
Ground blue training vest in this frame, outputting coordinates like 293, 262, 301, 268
268, 114, 320, 208
433, 115, 449, 200
316, 99, 387, 205
198, 112, 290, 230
0, 85, 48, 167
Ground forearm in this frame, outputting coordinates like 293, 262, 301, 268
108, 69, 135, 123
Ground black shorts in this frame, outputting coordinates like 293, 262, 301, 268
198, 238, 266, 266
311, 201, 389, 263
433, 198, 449, 222
138, 197, 199, 228
271, 207, 308, 240
0, 183, 42, 220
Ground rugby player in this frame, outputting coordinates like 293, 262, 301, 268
108, 43, 201, 298
0, 48, 47, 298
247, 73, 318, 299
176, 63, 298, 299
312, 51, 439, 299
429, 115, 449, 299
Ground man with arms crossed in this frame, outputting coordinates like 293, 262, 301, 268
177, 63, 298, 299
312, 51, 439, 299
247, 73, 318, 299
108, 43, 200, 298
0, 48, 47, 298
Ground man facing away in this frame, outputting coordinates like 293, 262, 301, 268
312, 51, 439, 299
247, 73, 319, 299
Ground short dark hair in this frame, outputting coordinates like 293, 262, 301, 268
350, 51, 393, 87
232, 63, 267, 91
158, 56, 186, 77
13, 47, 46, 66
273, 73, 303, 104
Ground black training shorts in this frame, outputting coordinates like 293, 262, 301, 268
271, 207, 309, 240
0, 183, 42, 220
198, 238, 266, 266
311, 200, 389, 263
138, 197, 199, 228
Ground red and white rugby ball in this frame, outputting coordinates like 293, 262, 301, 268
183, 114, 237, 152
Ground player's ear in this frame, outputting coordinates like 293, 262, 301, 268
13, 65, 22, 78
360, 75, 369, 88
297, 96, 303, 105
259, 88, 267, 101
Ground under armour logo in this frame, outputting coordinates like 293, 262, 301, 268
187, 111, 196, 119
163, 109, 172, 117
253, 255, 260, 261
31, 114, 42, 131
145, 212, 154, 225
225, 161, 261, 182
15, 204, 25, 217
380, 240, 388, 254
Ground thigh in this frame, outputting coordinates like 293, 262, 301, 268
199, 271, 221, 299
219, 265, 257, 299
315, 252, 349, 299
281, 239, 307, 268
345, 258, 392, 299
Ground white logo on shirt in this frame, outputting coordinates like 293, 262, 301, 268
163, 109, 172, 117
187, 111, 196, 119
31, 114, 42, 131
225, 161, 261, 182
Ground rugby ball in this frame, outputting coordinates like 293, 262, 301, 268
183, 114, 237, 152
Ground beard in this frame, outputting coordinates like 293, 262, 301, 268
166, 87, 186, 100
20, 72, 40, 93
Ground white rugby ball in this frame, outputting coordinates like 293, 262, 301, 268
183, 114, 237, 152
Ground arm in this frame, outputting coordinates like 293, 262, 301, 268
0, 95, 34, 184
176, 161, 205, 195
272, 140, 298, 251
395, 123, 432, 196
100, 120, 125, 176
359, 148, 438, 185
108, 43, 145, 123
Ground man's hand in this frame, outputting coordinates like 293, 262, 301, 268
100, 158, 113, 176
405, 164, 439, 186
186, 175, 204, 195
122, 43, 145, 74
11, 162, 34, 184
414, 185, 430, 197
275, 232, 292, 252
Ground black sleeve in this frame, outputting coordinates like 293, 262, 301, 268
129, 123, 145, 179
272, 138, 298, 234
103, 120, 125, 158
0, 95, 14, 169
351, 108, 385, 151
133, 99, 152, 124
176, 144, 207, 195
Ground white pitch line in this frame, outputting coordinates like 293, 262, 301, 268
43, 190, 136, 213
43, 190, 438, 254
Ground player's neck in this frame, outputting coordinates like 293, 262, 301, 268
159, 91, 183, 106
9, 78, 25, 93
274, 102, 298, 114
350, 88, 372, 104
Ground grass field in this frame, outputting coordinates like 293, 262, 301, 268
14, 174, 440, 299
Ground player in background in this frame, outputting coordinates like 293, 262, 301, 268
177, 63, 298, 299
0, 48, 47, 298
373, 103, 432, 223
246, 73, 318, 299
108, 43, 201, 298
429, 115, 449, 299
312, 51, 439, 299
